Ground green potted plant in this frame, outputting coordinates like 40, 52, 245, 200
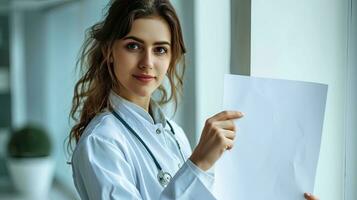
6, 125, 54, 198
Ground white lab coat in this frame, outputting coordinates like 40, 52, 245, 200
71, 92, 216, 200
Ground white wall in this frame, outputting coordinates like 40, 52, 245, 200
194, 0, 231, 142
250, 0, 350, 199
9, 11, 26, 128
25, 11, 46, 125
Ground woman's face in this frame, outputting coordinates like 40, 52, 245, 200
111, 16, 172, 102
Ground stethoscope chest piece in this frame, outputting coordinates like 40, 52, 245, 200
111, 110, 182, 188
157, 170, 172, 187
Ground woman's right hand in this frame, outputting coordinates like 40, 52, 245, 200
189, 111, 244, 171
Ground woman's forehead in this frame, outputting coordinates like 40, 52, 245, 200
123, 16, 171, 45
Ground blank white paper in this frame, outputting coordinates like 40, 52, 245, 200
214, 74, 328, 200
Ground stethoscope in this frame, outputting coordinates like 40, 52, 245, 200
111, 110, 186, 187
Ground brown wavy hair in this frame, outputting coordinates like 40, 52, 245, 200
68, 0, 186, 149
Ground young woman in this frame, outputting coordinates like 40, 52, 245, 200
69, 0, 320, 199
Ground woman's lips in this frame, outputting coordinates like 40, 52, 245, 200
132, 74, 156, 83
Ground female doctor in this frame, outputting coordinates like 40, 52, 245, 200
69, 0, 320, 199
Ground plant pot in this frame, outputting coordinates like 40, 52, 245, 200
6, 157, 55, 198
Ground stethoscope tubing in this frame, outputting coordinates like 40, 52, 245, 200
111, 110, 185, 174
112, 110, 163, 171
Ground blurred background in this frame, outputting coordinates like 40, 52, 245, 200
0, 0, 355, 199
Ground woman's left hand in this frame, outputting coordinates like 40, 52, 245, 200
304, 193, 319, 200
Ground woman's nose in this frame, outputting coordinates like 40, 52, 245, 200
138, 50, 154, 70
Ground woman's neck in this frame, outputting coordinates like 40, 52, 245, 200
129, 97, 150, 112
114, 88, 151, 112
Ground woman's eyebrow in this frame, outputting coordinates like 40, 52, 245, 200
123, 36, 171, 46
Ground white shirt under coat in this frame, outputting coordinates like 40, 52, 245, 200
71, 92, 216, 200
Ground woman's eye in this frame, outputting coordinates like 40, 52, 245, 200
154, 47, 168, 55
126, 43, 140, 50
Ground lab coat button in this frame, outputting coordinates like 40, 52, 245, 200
156, 128, 161, 134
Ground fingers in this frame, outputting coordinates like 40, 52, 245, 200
221, 130, 236, 150
225, 141, 234, 150
205, 110, 244, 132
304, 193, 319, 200
211, 110, 244, 121
204, 111, 243, 152
222, 130, 236, 140
210, 120, 237, 131
191, 111, 243, 171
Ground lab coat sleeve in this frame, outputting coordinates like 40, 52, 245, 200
160, 121, 216, 199
186, 159, 215, 190
72, 135, 143, 200
160, 160, 216, 200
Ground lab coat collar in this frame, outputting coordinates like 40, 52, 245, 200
109, 91, 167, 127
